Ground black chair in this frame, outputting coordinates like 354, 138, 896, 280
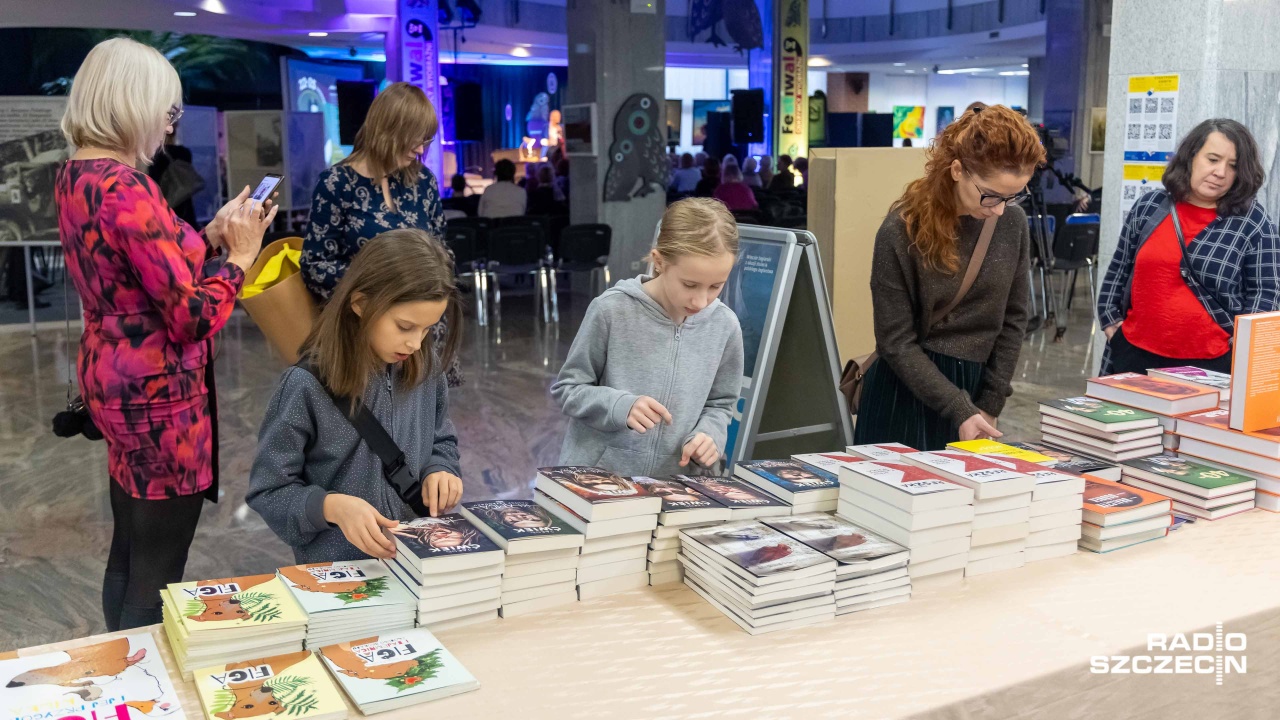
486, 225, 555, 322
446, 217, 492, 259
444, 225, 489, 326
546, 214, 571, 260
554, 224, 612, 297
1050, 216, 1101, 314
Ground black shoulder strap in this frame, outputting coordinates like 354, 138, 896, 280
1168, 205, 1230, 318
294, 360, 426, 515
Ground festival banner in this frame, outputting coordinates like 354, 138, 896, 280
394, 0, 443, 180
773, 0, 808, 159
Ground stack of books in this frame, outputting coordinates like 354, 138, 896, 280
633, 476, 730, 586
1007, 441, 1121, 480
1039, 397, 1164, 462
1086, 372, 1221, 451
459, 499, 584, 617
162, 574, 308, 680
316, 629, 479, 712
193, 650, 347, 720
677, 475, 790, 519
948, 439, 1056, 464
1, 634, 186, 720
534, 467, 660, 601
679, 520, 837, 634
734, 458, 840, 513
762, 513, 909, 616
384, 515, 504, 631
1176, 408, 1280, 512
903, 452, 1034, 577
1079, 476, 1173, 553
836, 460, 974, 587
845, 443, 917, 462
1149, 366, 1231, 408
978, 455, 1085, 562
1119, 454, 1255, 520
277, 561, 416, 649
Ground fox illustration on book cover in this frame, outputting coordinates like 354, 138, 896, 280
1, 636, 180, 716
321, 639, 444, 693
206, 652, 315, 720
181, 575, 279, 623
278, 564, 390, 605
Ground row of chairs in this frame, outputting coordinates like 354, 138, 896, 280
1028, 212, 1101, 339
444, 217, 611, 326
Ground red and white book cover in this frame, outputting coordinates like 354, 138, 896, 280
842, 461, 968, 496
906, 451, 1027, 484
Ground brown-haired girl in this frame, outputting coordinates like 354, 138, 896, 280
855, 104, 1045, 450
552, 198, 744, 476
248, 229, 464, 563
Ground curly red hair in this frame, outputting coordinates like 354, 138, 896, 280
893, 105, 1045, 272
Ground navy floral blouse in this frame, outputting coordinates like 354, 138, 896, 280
302, 163, 447, 300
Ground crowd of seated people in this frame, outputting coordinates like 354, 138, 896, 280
665, 149, 808, 227
443, 150, 571, 221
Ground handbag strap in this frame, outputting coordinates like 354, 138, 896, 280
1168, 204, 1230, 318
930, 215, 998, 331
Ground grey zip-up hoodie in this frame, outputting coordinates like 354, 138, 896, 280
247, 365, 460, 563
551, 275, 744, 476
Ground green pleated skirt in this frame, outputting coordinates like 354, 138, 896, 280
852, 350, 985, 451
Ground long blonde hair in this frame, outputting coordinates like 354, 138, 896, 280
653, 198, 739, 274
61, 37, 182, 166
342, 82, 439, 186
299, 229, 460, 405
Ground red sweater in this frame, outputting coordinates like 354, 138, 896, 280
1123, 202, 1230, 358
713, 181, 758, 211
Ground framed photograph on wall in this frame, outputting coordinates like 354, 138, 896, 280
1090, 107, 1107, 153
563, 103, 598, 156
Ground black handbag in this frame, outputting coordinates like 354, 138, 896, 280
294, 361, 429, 517
51, 269, 102, 441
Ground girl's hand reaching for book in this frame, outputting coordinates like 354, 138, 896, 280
680, 433, 720, 468
422, 471, 464, 517
323, 493, 399, 559
628, 396, 672, 433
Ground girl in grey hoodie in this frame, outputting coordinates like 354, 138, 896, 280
552, 198, 745, 476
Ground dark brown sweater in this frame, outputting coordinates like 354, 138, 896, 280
870, 205, 1031, 427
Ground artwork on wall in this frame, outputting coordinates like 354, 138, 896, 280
892, 105, 925, 139
692, 99, 732, 146
1090, 106, 1107, 153
936, 106, 955, 135
665, 99, 683, 144
603, 93, 667, 202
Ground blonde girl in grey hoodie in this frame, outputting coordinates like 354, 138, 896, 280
551, 198, 745, 476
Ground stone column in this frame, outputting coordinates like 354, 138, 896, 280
566, 0, 667, 284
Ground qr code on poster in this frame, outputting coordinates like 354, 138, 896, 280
1128, 124, 1142, 140
1160, 98, 1175, 113
1124, 186, 1137, 200
1145, 98, 1159, 113
1129, 99, 1143, 114
1159, 124, 1173, 139
1143, 124, 1158, 139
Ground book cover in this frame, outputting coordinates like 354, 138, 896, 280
1007, 442, 1117, 474
947, 440, 1055, 464
790, 453, 863, 475
278, 561, 413, 614
1089, 374, 1216, 401
761, 513, 906, 565
389, 515, 501, 560
194, 651, 344, 720
1231, 311, 1280, 432
317, 631, 477, 706
536, 467, 653, 502
1149, 366, 1232, 391
675, 475, 786, 508
1121, 455, 1254, 491
170, 575, 306, 632
630, 477, 722, 512
842, 462, 965, 495
1082, 477, 1170, 515
846, 443, 917, 461
1, 634, 185, 720
681, 521, 832, 577
459, 500, 583, 541
905, 452, 1026, 483
1178, 408, 1280, 441
979, 454, 1081, 482
1041, 397, 1158, 423
738, 459, 839, 491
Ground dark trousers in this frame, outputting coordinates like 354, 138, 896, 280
853, 349, 985, 451
104, 480, 205, 631
1108, 326, 1233, 375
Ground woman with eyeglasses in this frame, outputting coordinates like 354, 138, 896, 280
56, 38, 278, 630
854, 105, 1044, 450
302, 81, 462, 385
1097, 119, 1279, 375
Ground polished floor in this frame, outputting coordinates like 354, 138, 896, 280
0, 278, 1100, 650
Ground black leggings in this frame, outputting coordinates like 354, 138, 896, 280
104, 480, 205, 631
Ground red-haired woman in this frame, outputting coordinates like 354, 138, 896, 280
855, 105, 1045, 450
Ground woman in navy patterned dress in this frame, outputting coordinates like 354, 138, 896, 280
302, 82, 461, 384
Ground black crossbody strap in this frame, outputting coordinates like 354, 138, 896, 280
294, 361, 426, 515
1168, 205, 1230, 319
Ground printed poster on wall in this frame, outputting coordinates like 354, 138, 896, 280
773, 0, 808, 159
892, 106, 925, 139
1120, 163, 1165, 224
1124, 74, 1179, 162
0, 96, 69, 243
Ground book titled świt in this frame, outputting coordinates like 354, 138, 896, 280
1, 634, 186, 720
389, 514, 504, 575
674, 475, 788, 519
631, 476, 731, 525
734, 459, 840, 504
901, 451, 1035, 499
1086, 373, 1220, 416
317, 630, 478, 714
457, 499, 584, 554
1040, 397, 1160, 433
535, 467, 662, 520
1080, 476, 1172, 527
1006, 442, 1121, 480
1147, 366, 1232, 403
839, 461, 974, 512
761, 513, 908, 576
193, 651, 346, 720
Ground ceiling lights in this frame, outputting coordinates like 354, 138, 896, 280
173, 11, 196, 16
511, 47, 531, 57
937, 67, 992, 75
309, 31, 329, 37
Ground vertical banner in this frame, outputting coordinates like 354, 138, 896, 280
773, 0, 808, 160
394, 0, 443, 181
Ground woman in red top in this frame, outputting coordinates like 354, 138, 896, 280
1098, 119, 1276, 374
56, 38, 277, 630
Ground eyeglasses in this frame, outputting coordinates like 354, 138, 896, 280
167, 106, 184, 125
967, 170, 1030, 207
